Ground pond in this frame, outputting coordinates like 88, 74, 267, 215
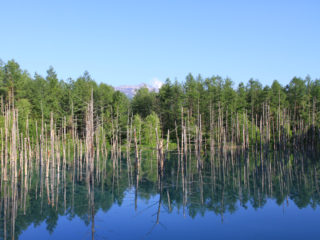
1, 150, 320, 239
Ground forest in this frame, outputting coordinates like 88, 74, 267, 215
1, 59, 320, 155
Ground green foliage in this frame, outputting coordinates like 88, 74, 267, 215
16, 98, 32, 132
131, 87, 156, 118
132, 114, 142, 143
0, 59, 319, 148
157, 79, 183, 137
142, 112, 160, 147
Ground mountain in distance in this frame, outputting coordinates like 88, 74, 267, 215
115, 82, 161, 98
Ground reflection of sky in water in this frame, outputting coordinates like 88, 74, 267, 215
20, 190, 320, 240
4, 151, 320, 240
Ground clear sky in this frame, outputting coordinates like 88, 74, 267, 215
0, 0, 319, 87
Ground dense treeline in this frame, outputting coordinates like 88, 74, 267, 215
139, 73, 320, 151
0, 60, 129, 138
1, 59, 320, 151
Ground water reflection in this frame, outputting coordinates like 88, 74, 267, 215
0, 150, 320, 239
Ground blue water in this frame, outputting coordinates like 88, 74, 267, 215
3, 152, 320, 239
20, 190, 320, 240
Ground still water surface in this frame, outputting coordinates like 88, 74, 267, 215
2, 151, 320, 239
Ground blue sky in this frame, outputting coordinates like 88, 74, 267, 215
0, 0, 319, 87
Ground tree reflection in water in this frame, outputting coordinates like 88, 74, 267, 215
0, 150, 319, 239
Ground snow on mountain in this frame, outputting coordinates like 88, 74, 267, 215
115, 82, 162, 98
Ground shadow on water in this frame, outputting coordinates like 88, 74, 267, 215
0, 149, 320, 239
